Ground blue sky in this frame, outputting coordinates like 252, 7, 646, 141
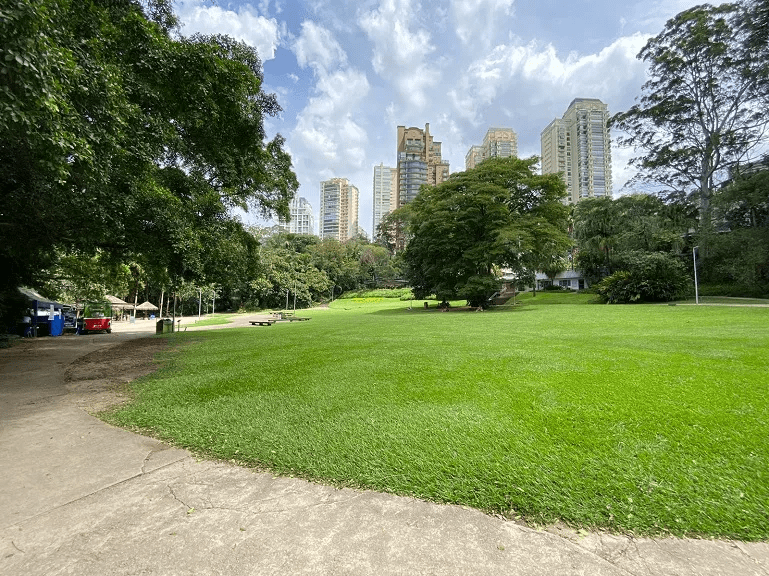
173, 0, 702, 236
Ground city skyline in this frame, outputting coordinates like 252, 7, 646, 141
172, 0, 712, 236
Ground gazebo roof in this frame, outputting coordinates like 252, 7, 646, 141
105, 295, 130, 308
135, 301, 159, 311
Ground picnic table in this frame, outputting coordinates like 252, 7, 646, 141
271, 312, 311, 322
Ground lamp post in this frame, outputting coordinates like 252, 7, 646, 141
693, 246, 699, 305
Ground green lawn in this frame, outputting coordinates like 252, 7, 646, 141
107, 298, 769, 540
190, 314, 235, 326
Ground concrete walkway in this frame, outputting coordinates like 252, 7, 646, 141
1, 320, 767, 575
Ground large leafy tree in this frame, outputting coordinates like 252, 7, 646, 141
0, 0, 297, 324
611, 2, 769, 224
402, 157, 569, 308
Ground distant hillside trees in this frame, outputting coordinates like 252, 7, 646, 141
238, 233, 404, 310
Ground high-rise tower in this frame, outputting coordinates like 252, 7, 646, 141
319, 178, 359, 241
465, 127, 518, 170
541, 98, 612, 204
396, 123, 450, 209
372, 163, 395, 241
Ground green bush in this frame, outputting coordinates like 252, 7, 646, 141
339, 288, 413, 300
698, 283, 769, 299
595, 252, 689, 303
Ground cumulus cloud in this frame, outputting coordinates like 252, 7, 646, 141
288, 21, 371, 225
175, 0, 280, 61
359, 0, 441, 110
293, 21, 347, 70
449, 33, 648, 124
450, 0, 515, 49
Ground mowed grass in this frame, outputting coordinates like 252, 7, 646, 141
107, 299, 769, 540
190, 314, 234, 326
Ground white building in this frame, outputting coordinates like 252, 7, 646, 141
278, 196, 314, 235
372, 163, 395, 241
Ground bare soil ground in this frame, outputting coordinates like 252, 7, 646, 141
64, 337, 169, 414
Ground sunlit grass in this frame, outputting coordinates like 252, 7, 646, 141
190, 314, 234, 326
107, 298, 769, 540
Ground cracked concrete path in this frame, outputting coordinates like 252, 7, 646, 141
1, 323, 768, 575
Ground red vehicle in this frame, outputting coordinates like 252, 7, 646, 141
77, 301, 112, 334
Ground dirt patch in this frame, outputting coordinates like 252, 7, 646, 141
65, 337, 170, 414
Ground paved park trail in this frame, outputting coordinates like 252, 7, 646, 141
1, 317, 767, 575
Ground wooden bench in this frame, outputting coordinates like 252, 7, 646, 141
250, 320, 276, 326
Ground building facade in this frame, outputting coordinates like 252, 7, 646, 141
396, 123, 450, 209
465, 145, 484, 171
541, 98, 612, 204
319, 178, 359, 242
278, 196, 315, 236
465, 127, 518, 170
372, 163, 395, 241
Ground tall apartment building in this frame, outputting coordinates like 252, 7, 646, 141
319, 178, 359, 242
541, 98, 612, 204
372, 163, 395, 240
465, 127, 518, 170
278, 196, 314, 235
396, 123, 450, 209
465, 146, 484, 171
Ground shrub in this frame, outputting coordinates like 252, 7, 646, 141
339, 288, 414, 300
595, 252, 690, 303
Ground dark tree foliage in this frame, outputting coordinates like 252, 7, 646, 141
703, 166, 769, 294
0, 0, 297, 324
611, 2, 769, 223
402, 157, 570, 308
572, 195, 695, 283
594, 252, 690, 303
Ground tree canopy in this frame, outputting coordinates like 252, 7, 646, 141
0, 0, 297, 323
401, 157, 569, 307
572, 194, 694, 282
611, 2, 769, 222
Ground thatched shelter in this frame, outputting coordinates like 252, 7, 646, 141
135, 301, 159, 319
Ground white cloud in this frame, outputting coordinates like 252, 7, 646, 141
176, 1, 280, 61
450, 0, 515, 49
449, 33, 648, 125
294, 67, 370, 164
288, 21, 371, 230
293, 21, 347, 70
359, 0, 441, 110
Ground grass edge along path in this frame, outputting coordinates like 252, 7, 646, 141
106, 299, 769, 541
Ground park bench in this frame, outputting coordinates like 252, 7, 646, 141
250, 319, 276, 326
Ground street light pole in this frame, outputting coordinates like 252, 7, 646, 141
693, 246, 699, 305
